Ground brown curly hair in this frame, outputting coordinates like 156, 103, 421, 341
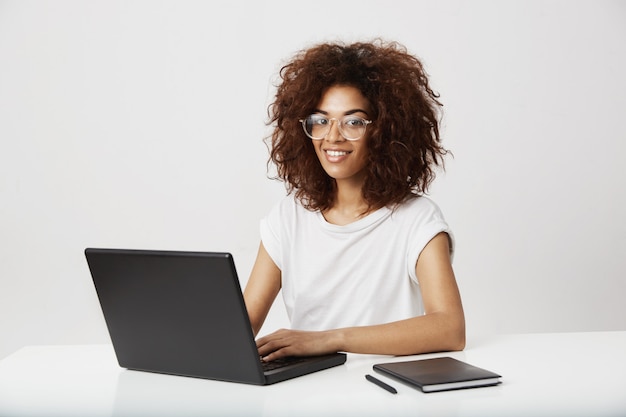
267, 39, 448, 212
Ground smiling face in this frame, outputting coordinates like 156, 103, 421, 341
311, 85, 372, 187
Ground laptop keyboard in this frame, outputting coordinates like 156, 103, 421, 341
261, 356, 309, 372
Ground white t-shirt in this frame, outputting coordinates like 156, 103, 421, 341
260, 194, 453, 331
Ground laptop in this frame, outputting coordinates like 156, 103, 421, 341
84, 248, 347, 385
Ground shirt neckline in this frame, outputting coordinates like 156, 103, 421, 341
315, 205, 392, 233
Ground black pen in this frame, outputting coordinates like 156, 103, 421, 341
365, 374, 397, 394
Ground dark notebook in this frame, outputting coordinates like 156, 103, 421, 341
373, 356, 501, 393
85, 248, 346, 385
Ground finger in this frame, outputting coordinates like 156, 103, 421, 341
257, 342, 278, 358
261, 346, 292, 362
255, 328, 288, 347
257, 335, 289, 358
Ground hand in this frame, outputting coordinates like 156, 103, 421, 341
256, 328, 340, 361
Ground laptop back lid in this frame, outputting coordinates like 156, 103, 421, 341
85, 248, 266, 385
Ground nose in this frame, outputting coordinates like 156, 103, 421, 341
325, 119, 345, 142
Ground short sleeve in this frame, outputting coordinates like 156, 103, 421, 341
406, 199, 454, 283
259, 197, 292, 271
260, 218, 281, 270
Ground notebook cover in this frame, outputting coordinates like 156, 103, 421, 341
373, 356, 501, 393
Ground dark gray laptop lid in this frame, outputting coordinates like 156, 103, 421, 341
85, 248, 266, 384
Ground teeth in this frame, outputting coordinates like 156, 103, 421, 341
327, 150, 349, 157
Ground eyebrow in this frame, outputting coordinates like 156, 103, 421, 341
313, 108, 370, 117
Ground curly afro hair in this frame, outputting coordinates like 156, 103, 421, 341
267, 39, 448, 212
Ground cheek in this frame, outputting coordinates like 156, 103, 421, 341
355, 153, 369, 171
313, 145, 324, 161
354, 145, 370, 164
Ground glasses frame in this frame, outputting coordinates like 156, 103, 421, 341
299, 114, 372, 141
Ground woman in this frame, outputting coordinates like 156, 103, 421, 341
244, 39, 465, 362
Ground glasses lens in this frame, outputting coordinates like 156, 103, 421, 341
303, 115, 329, 140
301, 115, 370, 140
340, 116, 368, 140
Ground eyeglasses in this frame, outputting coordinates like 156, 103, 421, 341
299, 114, 372, 141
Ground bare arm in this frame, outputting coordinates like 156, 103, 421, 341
256, 232, 465, 360
243, 242, 282, 337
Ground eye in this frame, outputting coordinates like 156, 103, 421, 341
309, 115, 329, 125
343, 116, 367, 127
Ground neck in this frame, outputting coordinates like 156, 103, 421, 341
323, 178, 372, 225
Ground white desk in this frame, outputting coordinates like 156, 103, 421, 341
0, 331, 625, 417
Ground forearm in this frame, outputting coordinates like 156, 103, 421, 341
333, 311, 465, 356
256, 311, 464, 361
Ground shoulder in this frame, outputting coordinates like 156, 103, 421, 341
391, 195, 452, 247
267, 194, 308, 217
264, 194, 316, 228
399, 195, 454, 260
392, 194, 446, 221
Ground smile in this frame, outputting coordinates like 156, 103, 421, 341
325, 150, 351, 157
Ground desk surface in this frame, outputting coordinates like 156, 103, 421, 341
1, 331, 625, 417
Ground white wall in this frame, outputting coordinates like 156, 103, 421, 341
1, 0, 625, 360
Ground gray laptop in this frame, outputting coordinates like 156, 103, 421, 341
85, 248, 346, 385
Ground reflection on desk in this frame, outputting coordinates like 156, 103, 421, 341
0, 331, 625, 417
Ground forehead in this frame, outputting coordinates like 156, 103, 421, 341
316, 85, 371, 114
